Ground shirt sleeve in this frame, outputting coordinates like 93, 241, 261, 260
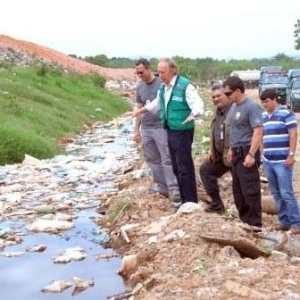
186, 84, 204, 116
135, 83, 142, 104
249, 102, 263, 128
144, 90, 159, 114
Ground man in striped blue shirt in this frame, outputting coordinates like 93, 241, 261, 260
260, 89, 300, 234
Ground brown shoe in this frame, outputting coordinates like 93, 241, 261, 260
290, 227, 300, 234
273, 224, 290, 231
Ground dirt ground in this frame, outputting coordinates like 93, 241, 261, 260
98, 105, 300, 300
0, 35, 137, 81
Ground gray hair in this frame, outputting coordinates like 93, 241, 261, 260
211, 83, 223, 91
159, 57, 178, 73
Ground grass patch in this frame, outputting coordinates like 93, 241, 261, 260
105, 198, 133, 225
0, 64, 131, 165
193, 88, 215, 158
192, 258, 213, 273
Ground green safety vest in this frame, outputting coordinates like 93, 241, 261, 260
159, 76, 194, 130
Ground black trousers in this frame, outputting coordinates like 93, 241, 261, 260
167, 128, 197, 203
199, 159, 231, 195
232, 146, 262, 227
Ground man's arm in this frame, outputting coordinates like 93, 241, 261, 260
123, 98, 158, 117
133, 103, 143, 143
288, 128, 298, 155
249, 126, 263, 156
185, 84, 204, 116
182, 84, 204, 124
286, 128, 298, 167
243, 126, 263, 168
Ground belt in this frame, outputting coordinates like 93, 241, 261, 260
232, 146, 250, 155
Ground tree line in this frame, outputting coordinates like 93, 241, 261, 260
73, 53, 298, 85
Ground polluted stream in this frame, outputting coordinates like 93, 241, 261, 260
0, 117, 140, 299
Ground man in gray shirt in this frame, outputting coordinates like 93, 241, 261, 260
223, 76, 263, 228
129, 58, 204, 208
134, 58, 180, 205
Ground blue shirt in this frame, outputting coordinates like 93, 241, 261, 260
262, 106, 297, 161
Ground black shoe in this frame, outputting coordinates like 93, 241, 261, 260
204, 204, 225, 214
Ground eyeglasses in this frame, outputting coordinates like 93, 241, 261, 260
224, 90, 234, 97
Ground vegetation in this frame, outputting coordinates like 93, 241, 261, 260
294, 18, 300, 50
192, 258, 213, 273
105, 197, 133, 225
80, 53, 300, 86
193, 88, 214, 158
0, 63, 131, 165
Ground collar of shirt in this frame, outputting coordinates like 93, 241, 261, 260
217, 108, 225, 116
163, 75, 177, 90
162, 75, 177, 105
217, 103, 233, 116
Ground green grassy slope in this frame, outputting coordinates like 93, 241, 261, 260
0, 64, 131, 165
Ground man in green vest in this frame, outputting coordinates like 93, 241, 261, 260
133, 58, 180, 203
126, 58, 204, 208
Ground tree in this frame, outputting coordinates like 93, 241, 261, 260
294, 18, 300, 50
84, 54, 108, 67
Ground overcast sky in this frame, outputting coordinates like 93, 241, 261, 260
1, 0, 300, 60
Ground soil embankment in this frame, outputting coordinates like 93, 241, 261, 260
0, 35, 137, 81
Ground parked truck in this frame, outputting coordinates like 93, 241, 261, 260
287, 76, 300, 112
258, 67, 288, 104
230, 70, 260, 88
287, 69, 300, 84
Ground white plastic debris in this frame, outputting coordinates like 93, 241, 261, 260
26, 219, 74, 232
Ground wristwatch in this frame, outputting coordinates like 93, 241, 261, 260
247, 152, 255, 158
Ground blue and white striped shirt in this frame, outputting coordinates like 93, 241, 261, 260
262, 106, 297, 161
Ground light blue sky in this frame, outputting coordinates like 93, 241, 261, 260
1, 0, 300, 60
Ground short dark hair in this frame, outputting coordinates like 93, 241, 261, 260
260, 89, 278, 101
223, 76, 245, 93
135, 58, 151, 68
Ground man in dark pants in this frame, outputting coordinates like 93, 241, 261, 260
126, 58, 204, 207
133, 58, 180, 202
200, 84, 232, 214
223, 76, 263, 227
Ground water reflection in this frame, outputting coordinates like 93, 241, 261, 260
1, 216, 126, 299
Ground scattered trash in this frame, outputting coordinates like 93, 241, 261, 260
52, 247, 87, 263
41, 280, 73, 293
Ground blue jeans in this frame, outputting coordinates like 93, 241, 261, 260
263, 160, 300, 228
